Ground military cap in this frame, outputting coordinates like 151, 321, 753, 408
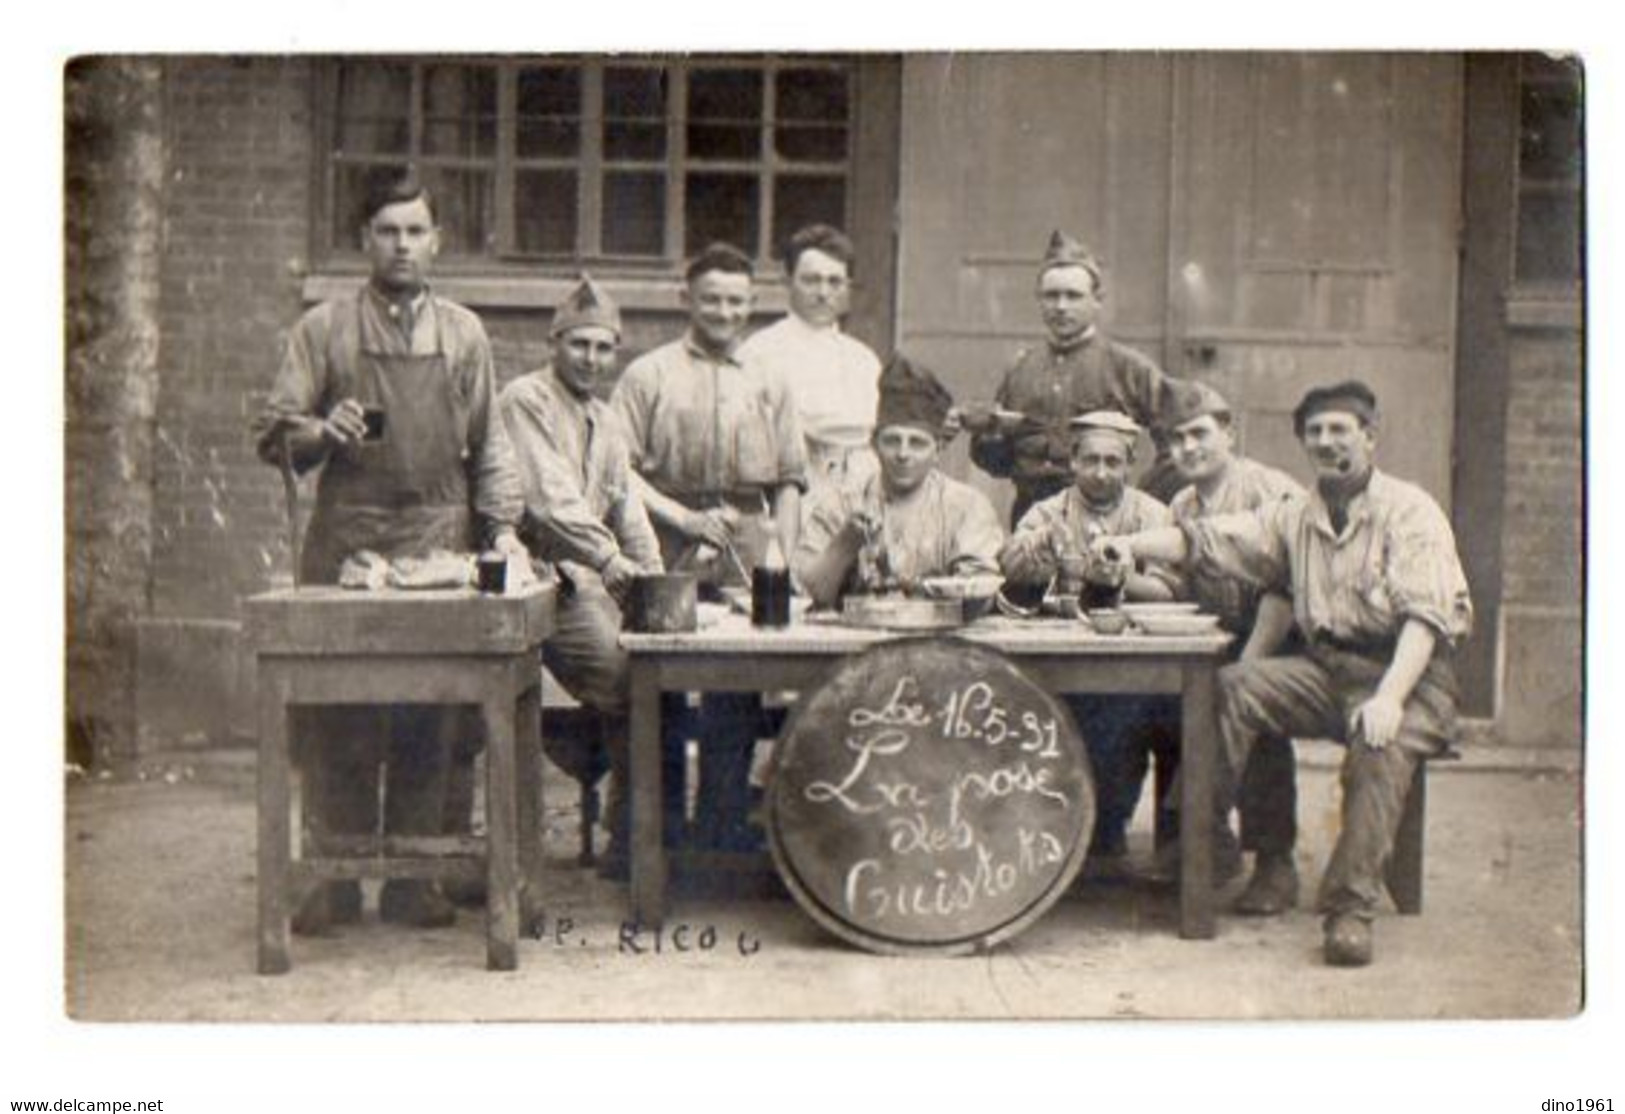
875, 352, 955, 436
551, 272, 622, 338
1292, 379, 1379, 438
1162, 380, 1233, 431
1070, 409, 1141, 454
1040, 229, 1103, 283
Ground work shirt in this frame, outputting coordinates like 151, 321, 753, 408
1181, 469, 1473, 649
610, 331, 807, 503
970, 330, 1170, 492
1169, 456, 1304, 634
794, 470, 1004, 595
253, 284, 523, 540
1001, 486, 1180, 594
498, 365, 663, 582
738, 314, 882, 487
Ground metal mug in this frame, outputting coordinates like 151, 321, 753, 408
628, 573, 698, 633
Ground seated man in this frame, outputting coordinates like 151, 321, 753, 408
1092, 380, 1472, 966
497, 275, 664, 873
999, 411, 1188, 878
1155, 381, 1304, 910
795, 353, 1003, 606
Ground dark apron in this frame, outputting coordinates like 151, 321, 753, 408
300, 301, 474, 584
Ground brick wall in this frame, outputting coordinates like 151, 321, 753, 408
1501, 333, 1584, 609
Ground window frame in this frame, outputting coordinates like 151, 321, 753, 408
309, 54, 861, 278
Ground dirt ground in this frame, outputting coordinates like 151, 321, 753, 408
60, 739, 1582, 1023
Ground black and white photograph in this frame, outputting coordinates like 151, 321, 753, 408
17, 6, 1615, 1109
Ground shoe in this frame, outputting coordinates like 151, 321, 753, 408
379, 880, 457, 929
1142, 828, 1244, 887
1323, 913, 1374, 967
291, 881, 362, 936
1080, 849, 1132, 883
1232, 854, 1299, 916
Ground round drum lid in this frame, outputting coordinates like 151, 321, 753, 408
768, 637, 1094, 956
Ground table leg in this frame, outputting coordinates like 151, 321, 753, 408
516, 679, 544, 932
257, 670, 292, 975
482, 695, 520, 972
629, 663, 667, 927
1179, 661, 1218, 940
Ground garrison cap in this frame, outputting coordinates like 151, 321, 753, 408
875, 353, 955, 436
1162, 380, 1233, 431
1040, 229, 1103, 285
551, 273, 622, 338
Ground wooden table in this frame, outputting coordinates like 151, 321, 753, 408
244, 583, 554, 973
622, 613, 1232, 940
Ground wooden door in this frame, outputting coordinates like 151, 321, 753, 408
895, 52, 1463, 509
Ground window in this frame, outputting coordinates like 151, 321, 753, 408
1513, 54, 1583, 286
319, 56, 856, 268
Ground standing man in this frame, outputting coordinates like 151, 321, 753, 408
1158, 381, 1304, 909
498, 275, 663, 869
998, 411, 1183, 877
795, 354, 1003, 607
966, 231, 1181, 526
611, 242, 808, 851
1093, 380, 1472, 966
739, 224, 883, 506
253, 171, 527, 933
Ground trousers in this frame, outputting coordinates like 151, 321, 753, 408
1216, 646, 1458, 918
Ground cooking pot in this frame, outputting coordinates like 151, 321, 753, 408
627, 573, 698, 633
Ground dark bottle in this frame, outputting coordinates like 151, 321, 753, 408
752, 532, 792, 627
1080, 544, 1127, 611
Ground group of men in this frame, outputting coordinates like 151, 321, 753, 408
255, 170, 1472, 969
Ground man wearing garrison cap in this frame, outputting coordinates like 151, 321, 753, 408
794, 354, 1003, 606
497, 275, 664, 870
999, 410, 1184, 876
1153, 380, 1305, 910
965, 231, 1182, 526
1092, 379, 1472, 966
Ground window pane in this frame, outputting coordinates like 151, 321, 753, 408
336, 62, 411, 154
775, 124, 848, 163
515, 169, 578, 255
419, 167, 494, 255
422, 64, 497, 158
773, 176, 846, 255
689, 69, 763, 121
687, 123, 759, 161
776, 68, 849, 122
517, 65, 582, 158
605, 66, 666, 119
605, 123, 665, 161
1516, 190, 1581, 283
603, 172, 666, 256
332, 162, 409, 242
685, 173, 759, 256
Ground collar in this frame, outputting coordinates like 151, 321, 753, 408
1048, 326, 1098, 355
783, 312, 843, 340
1309, 469, 1379, 540
365, 280, 430, 317
545, 365, 598, 415
683, 330, 744, 367
1190, 457, 1238, 509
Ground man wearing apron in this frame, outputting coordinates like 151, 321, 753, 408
738, 224, 882, 513
611, 242, 807, 851
794, 353, 1003, 607
963, 231, 1181, 524
253, 172, 526, 933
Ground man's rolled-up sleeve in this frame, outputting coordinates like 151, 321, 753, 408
462, 331, 524, 539
252, 312, 330, 471
1384, 497, 1474, 645
499, 383, 621, 572
1182, 499, 1293, 597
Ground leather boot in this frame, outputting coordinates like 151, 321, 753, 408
1323, 912, 1375, 967
1232, 853, 1300, 916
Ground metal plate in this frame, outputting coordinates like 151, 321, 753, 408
840, 595, 965, 631
768, 637, 1094, 956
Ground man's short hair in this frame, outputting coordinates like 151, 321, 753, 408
783, 224, 856, 275
360, 169, 436, 227
1292, 379, 1379, 438
684, 242, 755, 283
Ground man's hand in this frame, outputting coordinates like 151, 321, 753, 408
1089, 534, 1135, 572
1349, 694, 1405, 750
843, 505, 881, 543
491, 529, 529, 559
681, 506, 737, 550
599, 553, 640, 608
320, 398, 368, 450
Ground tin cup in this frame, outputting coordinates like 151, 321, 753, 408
476, 552, 508, 594
362, 407, 387, 441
